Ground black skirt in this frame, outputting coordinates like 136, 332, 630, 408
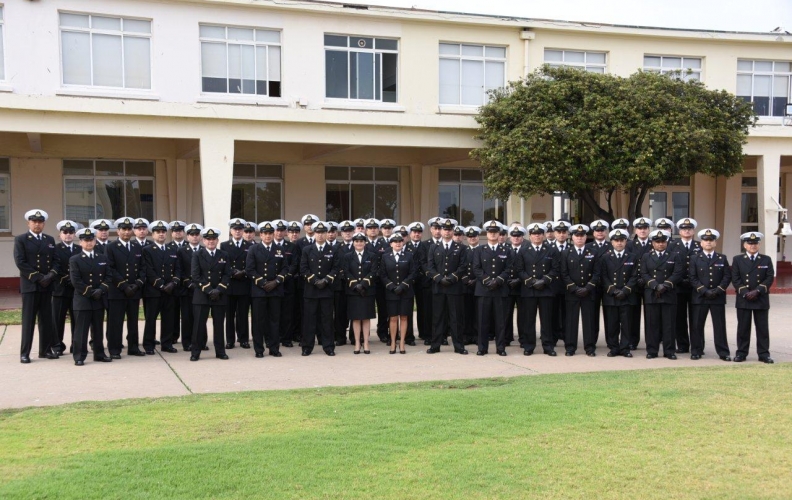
347, 295, 376, 320
386, 297, 413, 317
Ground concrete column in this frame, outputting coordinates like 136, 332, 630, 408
520, 30, 535, 77
716, 175, 742, 260
757, 152, 781, 268
199, 135, 235, 230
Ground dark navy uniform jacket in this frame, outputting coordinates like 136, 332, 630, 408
689, 251, 731, 305
105, 239, 145, 301
732, 253, 774, 310
472, 244, 513, 297
69, 252, 111, 311
191, 247, 231, 306
14, 232, 58, 293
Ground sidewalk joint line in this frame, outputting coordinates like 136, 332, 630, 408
0, 325, 7, 347
495, 357, 540, 374
156, 349, 193, 394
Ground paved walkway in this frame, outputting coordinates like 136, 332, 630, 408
1, 295, 790, 410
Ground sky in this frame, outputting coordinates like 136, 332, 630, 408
325, 0, 792, 33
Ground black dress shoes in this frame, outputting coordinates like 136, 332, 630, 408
240, 342, 251, 349
759, 357, 775, 364
282, 342, 294, 348
110, 354, 122, 360
202, 346, 210, 351
675, 348, 689, 354
38, 351, 59, 359
407, 341, 416, 346
145, 350, 155, 355
646, 353, 658, 359
455, 349, 469, 355
733, 355, 746, 362
497, 350, 507, 356
628, 345, 637, 351
586, 352, 596, 357
607, 351, 618, 357
335, 340, 347, 346
162, 347, 178, 353
94, 357, 112, 362
326, 350, 335, 356
426, 347, 440, 354
476, 350, 486, 356
665, 354, 678, 360
691, 354, 701, 360
129, 351, 146, 357
523, 350, 533, 356
75, 360, 84, 366
720, 355, 732, 361
255, 352, 264, 358
270, 351, 282, 357
154, 340, 161, 345
302, 349, 311, 356
545, 350, 557, 357
225, 343, 235, 349
216, 354, 229, 360
565, 351, 574, 357
623, 352, 633, 358
190, 355, 199, 361
441, 339, 449, 346
423, 340, 432, 346
20, 356, 31, 364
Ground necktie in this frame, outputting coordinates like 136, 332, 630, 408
685, 242, 690, 250
578, 249, 583, 256
126, 242, 130, 251
445, 244, 450, 251
160, 245, 165, 251
36, 235, 41, 241
358, 253, 363, 263
89, 253, 93, 260
617, 253, 622, 260
751, 255, 755, 262
559, 245, 564, 252
265, 246, 270, 252
210, 251, 215, 258
536, 246, 540, 252
708, 253, 713, 260
319, 245, 324, 252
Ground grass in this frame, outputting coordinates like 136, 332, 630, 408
0, 365, 791, 499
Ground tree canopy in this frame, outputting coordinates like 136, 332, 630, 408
470, 66, 756, 222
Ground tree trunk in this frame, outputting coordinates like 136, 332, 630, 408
579, 189, 613, 223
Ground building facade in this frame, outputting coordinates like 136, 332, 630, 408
0, 0, 790, 281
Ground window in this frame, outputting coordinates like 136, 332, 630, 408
0, 158, 9, 231
648, 177, 692, 232
199, 25, 281, 97
643, 55, 701, 81
439, 43, 506, 106
737, 59, 791, 117
59, 12, 152, 89
438, 169, 506, 227
231, 164, 283, 222
741, 175, 759, 235
63, 159, 155, 226
324, 34, 398, 102
0, 6, 5, 81
544, 49, 606, 73
325, 166, 398, 221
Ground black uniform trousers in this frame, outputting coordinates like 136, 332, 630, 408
504, 294, 523, 346
691, 304, 729, 357
419, 286, 434, 342
463, 292, 478, 344
675, 291, 693, 351
302, 297, 334, 353
20, 292, 55, 357
411, 282, 427, 340
252, 296, 282, 354
226, 294, 250, 344
333, 290, 348, 345
291, 284, 304, 342
520, 297, 554, 353
431, 294, 464, 351
192, 304, 226, 357
172, 301, 181, 345
645, 303, 677, 356
736, 308, 770, 358
629, 295, 646, 348
565, 299, 597, 354
280, 291, 296, 345
143, 296, 176, 350
107, 299, 141, 355
180, 295, 194, 351
604, 305, 632, 355
52, 294, 75, 352
551, 293, 566, 344
375, 285, 388, 341
477, 297, 505, 353
73, 309, 106, 362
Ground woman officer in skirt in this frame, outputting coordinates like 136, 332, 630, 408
343, 232, 378, 354
379, 233, 418, 354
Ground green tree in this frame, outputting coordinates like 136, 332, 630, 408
471, 66, 756, 222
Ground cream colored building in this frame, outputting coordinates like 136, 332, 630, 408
0, 0, 790, 282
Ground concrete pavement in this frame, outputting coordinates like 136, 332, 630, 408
1, 295, 790, 410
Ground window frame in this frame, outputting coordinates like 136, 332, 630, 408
736, 59, 792, 118
0, 5, 6, 82
324, 166, 400, 221
230, 163, 284, 222
198, 23, 283, 99
0, 157, 10, 232
643, 54, 703, 82
740, 174, 759, 238
648, 177, 693, 234
58, 11, 153, 91
543, 48, 607, 73
438, 42, 507, 107
62, 159, 156, 225
323, 34, 400, 103
437, 168, 506, 226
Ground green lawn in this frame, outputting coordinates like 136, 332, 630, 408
1, 365, 790, 499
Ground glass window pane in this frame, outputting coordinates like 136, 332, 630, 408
0, 26, 4, 81
375, 38, 398, 51
0, 158, 8, 173
649, 192, 668, 221
256, 181, 282, 221
644, 56, 661, 67
736, 74, 752, 97
60, 13, 89, 28
200, 25, 225, 39
461, 169, 483, 182
586, 52, 606, 64
438, 184, 459, 220
62, 31, 92, 85
741, 176, 757, 187
586, 67, 605, 74
672, 192, 689, 226
375, 184, 398, 219
741, 193, 758, 223
228, 44, 242, 93
774, 62, 791, 73
754, 61, 773, 72
201, 42, 227, 93
92, 34, 123, 87
127, 179, 154, 221
228, 27, 254, 41
256, 29, 280, 43
95, 179, 124, 221
685, 72, 701, 82
350, 167, 373, 181
255, 165, 280, 178
485, 46, 506, 59
461, 44, 483, 57
325, 183, 349, 222
684, 58, 702, 69
351, 37, 373, 49
460, 184, 484, 226
124, 36, 151, 89
63, 160, 94, 175
382, 53, 398, 103
484, 61, 505, 95
357, 52, 374, 100
753, 75, 772, 115
439, 58, 460, 105
664, 57, 682, 68
64, 179, 95, 226
93, 16, 121, 31
123, 18, 151, 34
544, 49, 563, 62
240, 44, 255, 94
231, 181, 256, 221
326, 50, 348, 98
0, 176, 9, 230
95, 160, 124, 176
268, 46, 281, 81
125, 161, 154, 177
773, 76, 789, 116
325, 166, 348, 180
255, 45, 268, 95
324, 34, 347, 47
565, 51, 585, 63
439, 43, 459, 55
375, 167, 398, 182
351, 184, 374, 219
233, 164, 255, 177
737, 59, 753, 71
461, 59, 484, 106
439, 169, 460, 182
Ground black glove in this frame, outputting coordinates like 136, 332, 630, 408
162, 282, 176, 295
354, 284, 365, 296
90, 289, 103, 301
636, 277, 645, 287
440, 278, 453, 287
233, 269, 246, 280
207, 289, 220, 301
314, 278, 327, 289
655, 284, 667, 295
682, 278, 691, 287
187, 282, 196, 291
703, 289, 716, 299
575, 287, 589, 298
614, 289, 627, 301
745, 290, 760, 301
123, 284, 136, 298
508, 278, 520, 289
263, 280, 279, 292
38, 271, 57, 288
531, 278, 546, 290
487, 280, 500, 291
394, 284, 405, 295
